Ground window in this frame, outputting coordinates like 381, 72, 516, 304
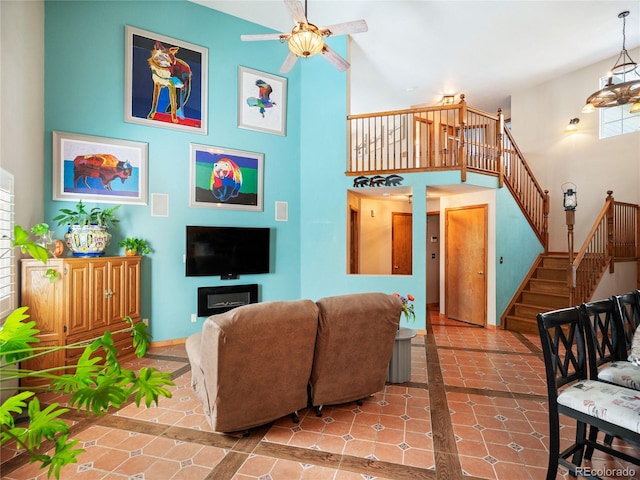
0, 169, 15, 322
599, 73, 640, 139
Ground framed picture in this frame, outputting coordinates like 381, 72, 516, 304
52, 131, 148, 205
238, 66, 287, 136
125, 25, 208, 134
189, 144, 264, 211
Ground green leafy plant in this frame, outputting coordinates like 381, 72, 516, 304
6, 225, 58, 282
118, 237, 151, 255
392, 292, 416, 322
53, 200, 120, 230
0, 225, 173, 479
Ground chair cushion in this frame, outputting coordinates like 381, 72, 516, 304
557, 380, 640, 434
598, 361, 640, 391
628, 324, 640, 366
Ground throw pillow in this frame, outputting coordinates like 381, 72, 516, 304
629, 324, 640, 366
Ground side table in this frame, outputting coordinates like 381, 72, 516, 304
387, 327, 417, 383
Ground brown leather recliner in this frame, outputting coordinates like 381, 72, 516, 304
308, 292, 402, 413
185, 299, 319, 433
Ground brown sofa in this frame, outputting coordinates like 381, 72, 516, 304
185, 293, 402, 433
186, 299, 319, 433
309, 293, 401, 412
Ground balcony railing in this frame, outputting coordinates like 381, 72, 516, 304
347, 95, 549, 249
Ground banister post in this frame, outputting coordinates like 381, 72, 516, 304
458, 94, 467, 182
606, 190, 615, 274
497, 108, 504, 188
543, 189, 550, 253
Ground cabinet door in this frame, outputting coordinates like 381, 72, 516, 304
108, 258, 125, 325
20, 259, 65, 388
123, 257, 141, 320
90, 259, 110, 330
65, 261, 91, 335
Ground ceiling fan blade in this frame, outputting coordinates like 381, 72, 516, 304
280, 52, 299, 73
284, 0, 307, 25
241, 32, 288, 42
319, 19, 368, 37
321, 44, 350, 72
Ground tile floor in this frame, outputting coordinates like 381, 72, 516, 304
2, 310, 639, 480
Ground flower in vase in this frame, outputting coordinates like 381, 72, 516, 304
392, 293, 415, 322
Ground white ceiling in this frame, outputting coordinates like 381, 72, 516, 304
193, 0, 640, 116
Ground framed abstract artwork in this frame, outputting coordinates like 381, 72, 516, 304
52, 131, 148, 205
238, 66, 287, 136
189, 144, 264, 211
125, 25, 208, 134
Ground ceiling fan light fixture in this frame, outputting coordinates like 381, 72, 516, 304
583, 11, 640, 112
288, 23, 324, 58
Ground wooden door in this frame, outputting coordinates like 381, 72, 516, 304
445, 205, 487, 326
122, 257, 141, 320
20, 259, 65, 387
392, 212, 412, 275
90, 259, 110, 330
66, 260, 91, 335
349, 207, 359, 274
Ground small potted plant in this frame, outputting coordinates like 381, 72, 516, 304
119, 237, 151, 256
53, 200, 120, 257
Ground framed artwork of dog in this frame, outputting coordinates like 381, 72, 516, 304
52, 131, 148, 205
189, 144, 264, 211
238, 66, 287, 136
125, 26, 208, 134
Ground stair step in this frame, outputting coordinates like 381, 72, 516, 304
542, 257, 570, 268
536, 267, 566, 281
529, 278, 567, 294
522, 290, 569, 308
503, 315, 538, 335
514, 303, 551, 318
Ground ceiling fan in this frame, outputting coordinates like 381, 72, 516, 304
240, 0, 368, 73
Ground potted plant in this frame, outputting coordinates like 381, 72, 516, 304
1, 224, 173, 479
53, 201, 120, 257
119, 237, 151, 256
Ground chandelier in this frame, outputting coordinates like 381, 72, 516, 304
582, 11, 640, 114
288, 22, 324, 58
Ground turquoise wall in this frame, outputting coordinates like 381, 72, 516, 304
44, 0, 541, 339
495, 187, 544, 321
44, 0, 303, 341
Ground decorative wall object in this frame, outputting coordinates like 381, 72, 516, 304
189, 144, 264, 211
52, 131, 148, 205
125, 26, 208, 134
238, 66, 287, 136
352, 174, 404, 188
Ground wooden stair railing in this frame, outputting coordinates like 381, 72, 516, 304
347, 95, 549, 250
571, 191, 639, 305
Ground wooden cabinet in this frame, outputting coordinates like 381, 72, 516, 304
20, 256, 141, 387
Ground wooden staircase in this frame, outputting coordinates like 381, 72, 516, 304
503, 254, 570, 334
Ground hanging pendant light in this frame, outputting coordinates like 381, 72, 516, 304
288, 23, 324, 57
582, 11, 640, 113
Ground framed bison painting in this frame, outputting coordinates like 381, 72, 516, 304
125, 26, 208, 134
189, 144, 264, 211
52, 131, 148, 205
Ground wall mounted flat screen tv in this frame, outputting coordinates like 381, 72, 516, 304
186, 226, 270, 279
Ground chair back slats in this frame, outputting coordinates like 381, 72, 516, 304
614, 290, 640, 355
536, 307, 586, 394
579, 298, 619, 378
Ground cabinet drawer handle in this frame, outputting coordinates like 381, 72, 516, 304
104, 289, 114, 298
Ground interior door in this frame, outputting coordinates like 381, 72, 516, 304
349, 207, 360, 274
392, 212, 412, 274
445, 205, 487, 326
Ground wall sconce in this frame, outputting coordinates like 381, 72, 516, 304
565, 118, 580, 132
442, 95, 455, 105
562, 182, 578, 211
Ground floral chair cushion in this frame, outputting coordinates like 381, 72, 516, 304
598, 361, 640, 391
629, 324, 640, 366
557, 380, 640, 434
